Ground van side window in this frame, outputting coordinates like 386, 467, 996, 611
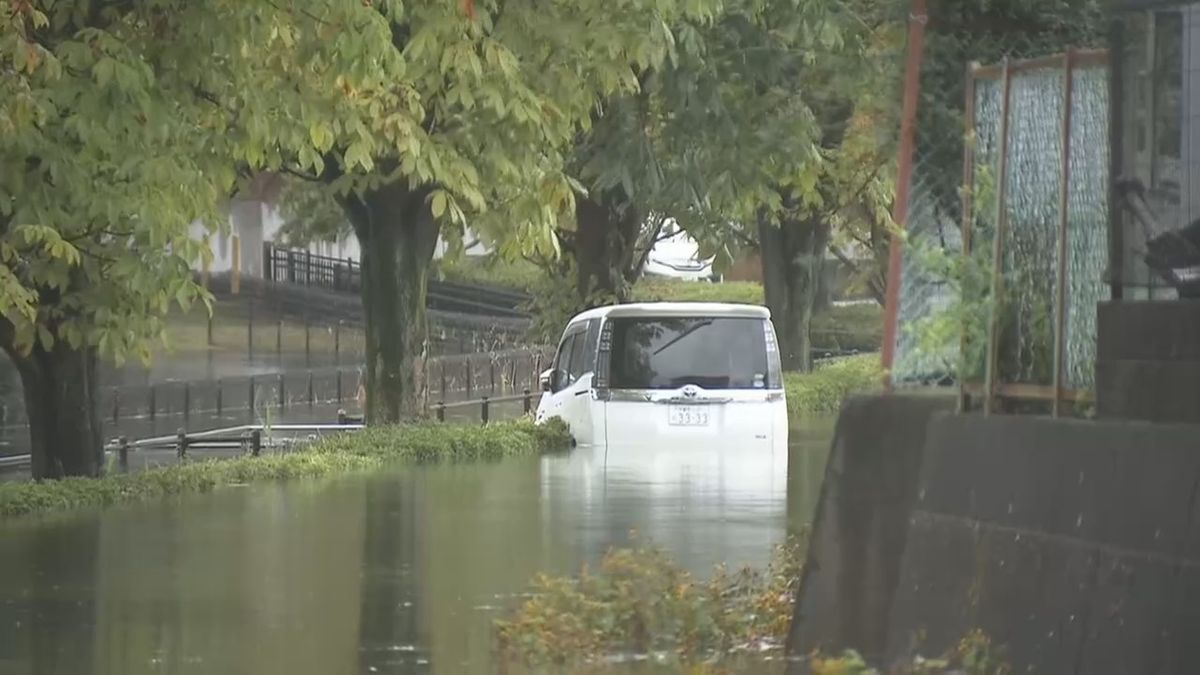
581, 319, 601, 375
554, 333, 576, 391
567, 329, 587, 383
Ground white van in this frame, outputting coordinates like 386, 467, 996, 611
534, 303, 787, 454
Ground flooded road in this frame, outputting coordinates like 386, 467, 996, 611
0, 420, 835, 674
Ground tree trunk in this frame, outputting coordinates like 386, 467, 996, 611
342, 181, 439, 424
759, 213, 831, 373
571, 192, 643, 304
5, 343, 103, 479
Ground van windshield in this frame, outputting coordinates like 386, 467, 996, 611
607, 316, 768, 390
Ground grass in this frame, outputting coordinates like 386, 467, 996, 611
0, 418, 570, 519
784, 354, 885, 418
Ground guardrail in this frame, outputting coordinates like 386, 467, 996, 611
0, 387, 544, 473
433, 390, 537, 424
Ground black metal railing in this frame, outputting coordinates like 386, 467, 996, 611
0, 347, 553, 455
264, 244, 361, 293
261, 243, 531, 318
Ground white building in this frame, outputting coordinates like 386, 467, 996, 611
193, 174, 486, 279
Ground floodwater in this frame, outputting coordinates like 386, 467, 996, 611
0, 420, 835, 674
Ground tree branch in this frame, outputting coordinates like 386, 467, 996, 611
820, 158, 886, 222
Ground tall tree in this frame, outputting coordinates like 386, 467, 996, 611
0, 2, 251, 477
517, 0, 899, 370
248, 1, 714, 422
751, 0, 901, 372
514, 0, 832, 319
0, 0, 411, 477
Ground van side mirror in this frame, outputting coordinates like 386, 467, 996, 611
539, 368, 557, 393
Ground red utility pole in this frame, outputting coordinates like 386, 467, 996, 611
880, 0, 928, 390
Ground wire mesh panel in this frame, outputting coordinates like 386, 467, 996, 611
890, 3, 1109, 392
963, 53, 1111, 409
1065, 67, 1112, 390
993, 66, 1066, 388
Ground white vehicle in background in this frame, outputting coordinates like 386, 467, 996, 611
640, 223, 718, 282
534, 303, 787, 454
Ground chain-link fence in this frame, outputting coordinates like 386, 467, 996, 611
890, 2, 1111, 403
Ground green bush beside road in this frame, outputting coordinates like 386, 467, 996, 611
784, 354, 884, 417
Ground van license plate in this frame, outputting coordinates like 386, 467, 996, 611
668, 405, 709, 426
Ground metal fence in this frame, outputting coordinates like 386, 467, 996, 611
0, 347, 553, 459
262, 243, 531, 319
885, 2, 1111, 410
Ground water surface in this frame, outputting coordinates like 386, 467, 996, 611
0, 420, 835, 674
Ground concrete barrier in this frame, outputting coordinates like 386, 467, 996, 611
786, 394, 956, 661
887, 413, 1200, 674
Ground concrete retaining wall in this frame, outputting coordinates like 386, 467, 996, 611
786, 394, 956, 660
789, 396, 1200, 674
887, 413, 1200, 674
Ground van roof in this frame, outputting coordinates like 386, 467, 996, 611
569, 302, 771, 324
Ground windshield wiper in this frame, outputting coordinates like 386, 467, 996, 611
652, 319, 714, 356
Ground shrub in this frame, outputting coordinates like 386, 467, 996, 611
495, 534, 806, 669
811, 303, 882, 353
810, 631, 1011, 675
434, 255, 543, 292
0, 418, 571, 519
496, 538, 1008, 674
784, 355, 884, 417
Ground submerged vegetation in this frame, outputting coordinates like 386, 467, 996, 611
495, 536, 1008, 674
810, 631, 1011, 675
0, 419, 570, 519
495, 535, 805, 669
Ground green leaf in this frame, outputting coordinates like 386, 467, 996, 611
431, 191, 448, 218
344, 141, 375, 172
37, 325, 54, 352
309, 122, 333, 152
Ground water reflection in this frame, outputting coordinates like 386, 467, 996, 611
0, 420, 834, 674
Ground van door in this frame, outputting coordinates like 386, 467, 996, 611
597, 315, 784, 453
536, 321, 598, 445
557, 319, 601, 446
536, 331, 576, 423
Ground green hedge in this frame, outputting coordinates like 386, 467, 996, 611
811, 303, 882, 352
0, 419, 570, 519
631, 278, 765, 305
434, 256, 543, 293
784, 354, 884, 418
